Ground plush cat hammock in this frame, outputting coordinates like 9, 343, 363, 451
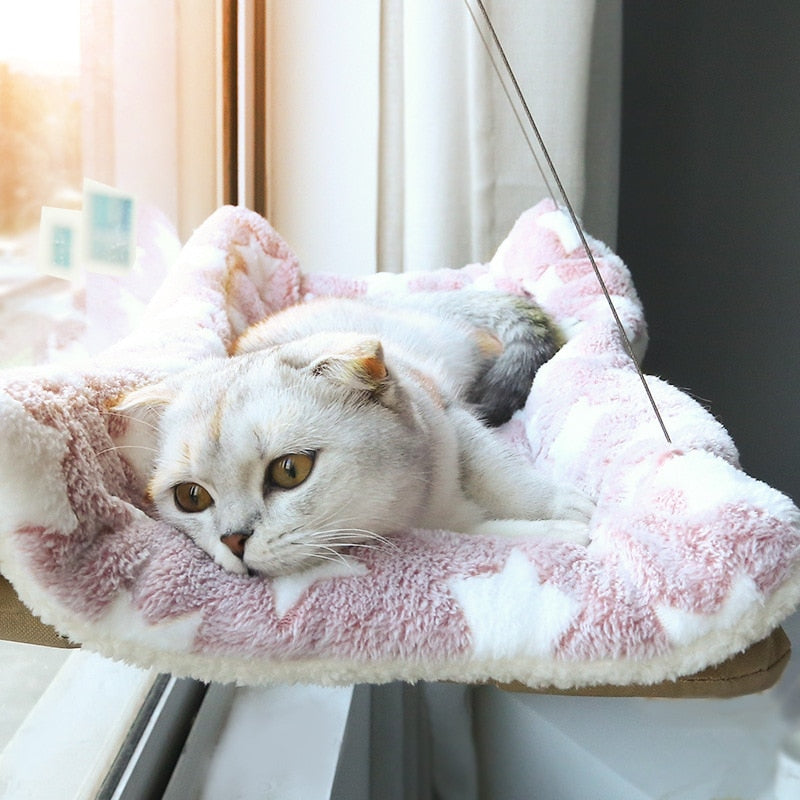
1, 200, 799, 697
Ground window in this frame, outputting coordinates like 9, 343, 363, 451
0, 2, 218, 794
0, 0, 81, 284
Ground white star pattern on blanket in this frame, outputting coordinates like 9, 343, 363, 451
271, 558, 369, 619
655, 574, 762, 647
449, 549, 579, 660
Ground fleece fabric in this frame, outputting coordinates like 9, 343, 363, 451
1, 200, 798, 689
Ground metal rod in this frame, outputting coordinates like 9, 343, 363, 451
465, 0, 672, 444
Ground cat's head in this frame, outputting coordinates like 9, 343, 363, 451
116, 336, 430, 576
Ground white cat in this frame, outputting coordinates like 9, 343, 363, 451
117, 290, 593, 576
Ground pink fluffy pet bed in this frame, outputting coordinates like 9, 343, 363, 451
1, 199, 799, 692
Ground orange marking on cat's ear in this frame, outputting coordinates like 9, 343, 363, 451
314, 339, 389, 393
350, 341, 388, 387
357, 352, 388, 382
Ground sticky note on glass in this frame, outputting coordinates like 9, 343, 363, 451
82, 179, 137, 274
39, 206, 82, 280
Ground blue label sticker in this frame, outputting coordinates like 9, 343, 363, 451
52, 224, 74, 268
88, 194, 134, 266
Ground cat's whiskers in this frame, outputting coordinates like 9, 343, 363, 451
277, 503, 398, 559
301, 508, 393, 543
275, 513, 361, 566
100, 409, 162, 434
301, 526, 399, 563
312, 550, 354, 570
322, 507, 396, 536
312, 527, 398, 550
343, 539, 395, 551
309, 495, 402, 543
292, 542, 355, 571
95, 443, 158, 457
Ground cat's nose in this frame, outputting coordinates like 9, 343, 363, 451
220, 530, 252, 559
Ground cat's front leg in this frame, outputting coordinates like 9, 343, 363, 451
547, 485, 596, 524
451, 407, 595, 525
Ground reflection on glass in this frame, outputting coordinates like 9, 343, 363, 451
0, 0, 81, 272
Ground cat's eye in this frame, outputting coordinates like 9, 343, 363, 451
174, 482, 214, 513
267, 452, 315, 490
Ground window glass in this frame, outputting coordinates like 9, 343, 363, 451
0, 2, 221, 793
0, 0, 82, 281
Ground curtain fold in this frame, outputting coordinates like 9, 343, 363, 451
264, 1, 619, 274
371, 7, 622, 798
377, 0, 621, 273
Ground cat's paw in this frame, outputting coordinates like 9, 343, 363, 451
545, 519, 592, 545
551, 487, 595, 524
471, 518, 591, 545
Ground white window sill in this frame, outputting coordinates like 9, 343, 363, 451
164, 683, 356, 799
0, 640, 72, 753
0, 648, 156, 799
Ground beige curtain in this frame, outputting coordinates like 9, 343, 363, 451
377, 0, 622, 273
372, 5, 622, 799
264, 0, 620, 275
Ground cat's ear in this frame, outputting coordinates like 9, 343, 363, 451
312, 339, 389, 395
114, 382, 176, 415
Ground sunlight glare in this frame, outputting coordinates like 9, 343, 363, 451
0, 0, 80, 76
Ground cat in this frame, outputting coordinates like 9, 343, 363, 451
116, 290, 594, 577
